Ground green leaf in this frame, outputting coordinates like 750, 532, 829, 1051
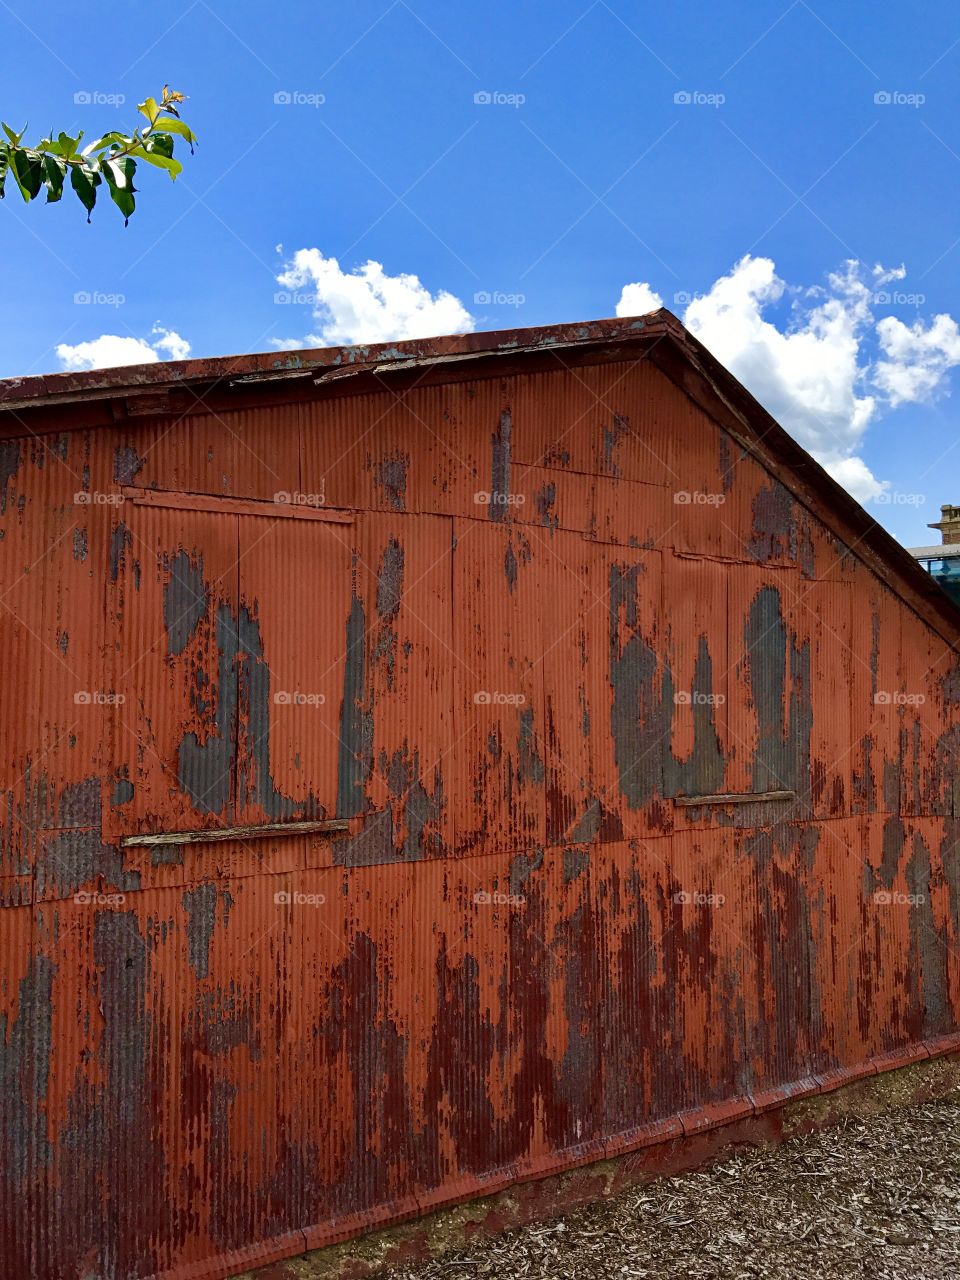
156, 115, 196, 150
131, 143, 181, 180
1, 121, 26, 146
82, 130, 130, 156
137, 96, 159, 125
58, 131, 81, 158
42, 154, 67, 202
70, 162, 101, 220
103, 156, 137, 222
10, 148, 43, 202
0, 89, 194, 217
103, 155, 136, 192
147, 131, 174, 158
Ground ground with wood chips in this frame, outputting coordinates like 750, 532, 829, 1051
386, 1096, 960, 1279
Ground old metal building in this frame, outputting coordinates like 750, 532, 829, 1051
0, 311, 958, 1278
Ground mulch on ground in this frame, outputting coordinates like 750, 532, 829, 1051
388, 1096, 960, 1279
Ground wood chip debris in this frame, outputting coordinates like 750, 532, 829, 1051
388, 1095, 960, 1280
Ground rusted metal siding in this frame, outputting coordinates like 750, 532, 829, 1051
1, 339, 959, 1280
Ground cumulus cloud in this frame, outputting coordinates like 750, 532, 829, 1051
616, 256, 960, 504
682, 257, 879, 471
616, 281, 664, 316
150, 327, 192, 361
57, 325, 191, 372
820, 455, 888, 504
273, 250, 475, 347
874, 313, 960, 406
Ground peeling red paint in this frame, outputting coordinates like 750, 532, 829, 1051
0, 313, 959, 1279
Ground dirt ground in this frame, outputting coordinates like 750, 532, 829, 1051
387, 1096, 960, 1280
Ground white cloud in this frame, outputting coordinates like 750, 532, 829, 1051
873, 263, 907, 287
57, 335, 158, 371
874, 313, 960, 406
57, 325, 191, 372
150, 326, 191, 361
616, 282, 664, 316
682, 257, 879, 468
616, 256, 960, 504
820, 456, 888, 504
274, 250, 475, 347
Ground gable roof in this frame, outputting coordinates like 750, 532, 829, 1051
1, 308, 958, 645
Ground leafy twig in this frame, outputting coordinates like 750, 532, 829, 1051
0, 85, 197, 223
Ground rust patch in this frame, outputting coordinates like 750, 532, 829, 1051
489, 409, 512, 522
113, 445, 145, 486
374, 452, 409, 512
609, 563, 662, 809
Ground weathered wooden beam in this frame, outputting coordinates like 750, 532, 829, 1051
674, 790, 796, 807
121, 818, 350, 847
122, 486, 353, 523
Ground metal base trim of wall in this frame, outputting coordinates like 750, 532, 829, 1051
142, 1031, 960, 1280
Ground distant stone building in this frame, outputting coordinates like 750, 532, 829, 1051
909, 503, 960, 606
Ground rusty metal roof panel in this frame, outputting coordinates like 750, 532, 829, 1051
540, 533, 608, 847
0, 903, 35, 1275
662, 553, 730, 809
452, 519, 546, 857
739, 823, 818, 1093
0, 315, 669, 413
332, 511, 455, 866
110, 402, 302, 501
108, 503, 243, 862
305, 381, 488, 519
805, 816, 871, 1078
787, 579, 855, 819
2, 309, 959, 639
236, 513, 351, 828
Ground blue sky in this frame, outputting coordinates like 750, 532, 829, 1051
3, 0, 960, 545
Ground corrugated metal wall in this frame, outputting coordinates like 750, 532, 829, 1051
1, 354, 959, 1279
